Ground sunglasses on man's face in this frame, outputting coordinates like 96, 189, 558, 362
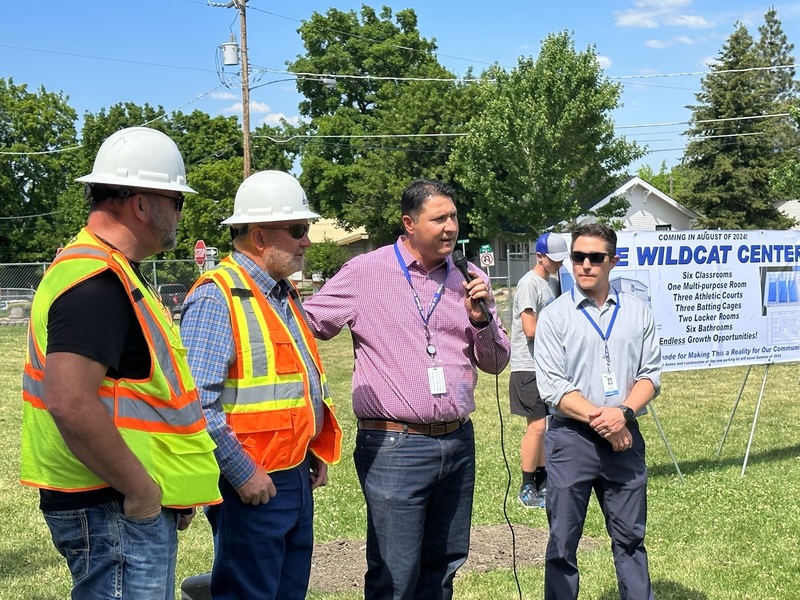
147, 191, 185, 212
571, 251, 610, 264
264, 223, 310, 240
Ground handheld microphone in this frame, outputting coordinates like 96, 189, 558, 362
451, 249, 492, 324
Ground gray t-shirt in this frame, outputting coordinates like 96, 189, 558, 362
510, 269, 559, 372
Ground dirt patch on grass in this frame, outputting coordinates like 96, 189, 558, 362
310, 525, 601, 593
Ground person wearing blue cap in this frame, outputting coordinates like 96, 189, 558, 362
508, 232, 568, 508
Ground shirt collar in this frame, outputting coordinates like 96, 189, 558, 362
232, 251, 283, 297
570, 284, 619, 309
396, 236, 448, 274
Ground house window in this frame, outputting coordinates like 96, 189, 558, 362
504, 242, 527, 260
655, 224, 672, 231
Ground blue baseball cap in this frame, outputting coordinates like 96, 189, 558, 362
535, 233, 569, 262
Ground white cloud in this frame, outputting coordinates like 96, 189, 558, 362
645, 39, 668, 49
218, 101, 299, 126
249, 101, 272, 114
645, 34, 698, 49
260, 113, 299, 126
209, 91, 238, 101
615, 0, 715, 30
666, 14, 713, 28
220, 101, 272, 114
596, 55, 613, 69
701, 55, 718, 68
634, 0, 691, 8
221, 102, 243, 114
616, 10, 660, 28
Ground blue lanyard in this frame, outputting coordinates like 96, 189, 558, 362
573, 287, 620, 370
394, 242, 449, 327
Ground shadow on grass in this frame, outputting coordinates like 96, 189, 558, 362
0, 545, 64, 598
598, 579, 707, 600
648, 443, 800, 479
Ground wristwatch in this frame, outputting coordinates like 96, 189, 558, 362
619, 404, 635, 422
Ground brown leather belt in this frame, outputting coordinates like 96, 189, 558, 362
357, 419, 466, 437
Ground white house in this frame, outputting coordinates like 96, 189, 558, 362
774, 200, 800, 229
575, 176, 699, 231
495, 176, 700, 284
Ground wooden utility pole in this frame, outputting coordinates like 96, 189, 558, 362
237, 0, 252, 178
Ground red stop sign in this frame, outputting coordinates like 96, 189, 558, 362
194, 240, 207, 266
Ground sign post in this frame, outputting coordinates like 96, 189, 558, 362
479, 244, 494, 278
194, 240, 207, 272
457, 238, 469, 257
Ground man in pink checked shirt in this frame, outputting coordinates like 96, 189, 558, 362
303, 178, 510, 600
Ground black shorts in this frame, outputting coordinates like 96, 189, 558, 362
509, 371, 548, 420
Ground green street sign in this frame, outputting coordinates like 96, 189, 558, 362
457, 238, 469, 244
479, 244, 492, 253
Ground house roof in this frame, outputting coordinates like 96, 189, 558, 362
308, 218, 368, 246
585, 176, 700, 220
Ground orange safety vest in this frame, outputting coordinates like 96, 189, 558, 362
193, 256, 342, 473
20, 228, 221, 508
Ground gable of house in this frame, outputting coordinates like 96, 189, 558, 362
577, 176, 699, 231
774, 200, 800, 230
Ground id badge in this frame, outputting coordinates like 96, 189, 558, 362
428, 366, 447, 395
602, 371, 619, 397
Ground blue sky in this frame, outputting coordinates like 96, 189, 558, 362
4, 0, 800, 173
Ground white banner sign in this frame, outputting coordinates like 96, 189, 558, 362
559, 230, 800, 372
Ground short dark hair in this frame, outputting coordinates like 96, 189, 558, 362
571, 223, 617, 256
401, 179, 456, 221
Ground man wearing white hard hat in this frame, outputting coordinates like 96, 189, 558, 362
509, 232, 568, 510
180, 170, 342, 600
20, 127, 221, 600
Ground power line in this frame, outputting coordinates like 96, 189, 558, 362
0, 43, 215, 75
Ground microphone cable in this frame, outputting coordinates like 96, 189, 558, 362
491, 341, 523, 600
453, 250, 523, 600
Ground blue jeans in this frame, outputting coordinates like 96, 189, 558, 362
43, 501, 179, 600
354, 420, 475, 600
205, 459, 314, 600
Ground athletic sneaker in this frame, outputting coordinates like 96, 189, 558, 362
518, 484, 546, 508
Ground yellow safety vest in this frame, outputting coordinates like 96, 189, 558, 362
193, 256, 341, 473
20, 228, 221, 508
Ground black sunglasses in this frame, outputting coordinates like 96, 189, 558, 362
263, 223, 310, 240
571, 251, 609, 264
147, 191, 185, 212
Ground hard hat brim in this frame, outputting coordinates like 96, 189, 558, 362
221, 207, 321, 225
76, 174, 197, 195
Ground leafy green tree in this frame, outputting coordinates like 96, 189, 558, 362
289, 6, 473, 245
681, 21, 796, 229
0, 78, 79, 262
637, 161, 687, 197
450, 32, 643, 239
769, 105, 800, 199
303, 238, 350, 280
755, 8, 800, 164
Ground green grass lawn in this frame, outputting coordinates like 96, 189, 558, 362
2, 323, 799, 599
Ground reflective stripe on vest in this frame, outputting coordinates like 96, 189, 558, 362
20, 228, 221, 507
196, 256, 341, 472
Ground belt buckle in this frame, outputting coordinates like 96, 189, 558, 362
430, 423, 446, 436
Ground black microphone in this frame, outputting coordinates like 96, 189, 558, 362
451, 249, 492, 324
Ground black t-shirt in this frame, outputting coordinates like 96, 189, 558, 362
39, 268, 152, 511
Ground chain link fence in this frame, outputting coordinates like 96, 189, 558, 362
499, 251, 534, 325
0, 259, 204, 326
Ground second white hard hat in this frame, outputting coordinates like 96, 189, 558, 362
222, 170, 320, 225
76, 127, 196, 194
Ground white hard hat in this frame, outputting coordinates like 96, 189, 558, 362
76, 127, 196, 194
222, 170, 320, 225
